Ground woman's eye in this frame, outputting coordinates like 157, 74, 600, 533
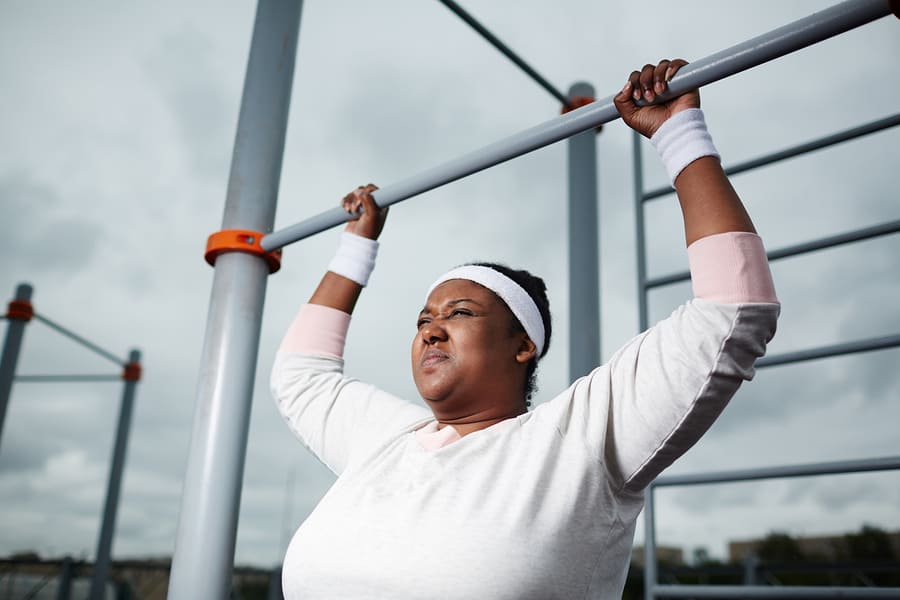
417, 318, 430, 328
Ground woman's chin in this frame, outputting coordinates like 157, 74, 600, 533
420, 390, 450, 405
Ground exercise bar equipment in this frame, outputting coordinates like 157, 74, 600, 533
261, 0, 897, 253
169, 1, 897, 597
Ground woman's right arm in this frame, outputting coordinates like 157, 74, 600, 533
279, 183, 387, 360
271, 186, 429, 473
309, 183, 387, 313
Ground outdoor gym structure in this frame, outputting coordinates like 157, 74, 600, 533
167, 1, 900, 598
0, 283, 142, 599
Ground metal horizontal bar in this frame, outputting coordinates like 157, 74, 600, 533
660, 561, 900, 576
766, 219, 900, 261
32, 313, 126, 367
756, 333, 900, 368
652, 584, 900, 598
653, 455, 900, 488
437, 0, 571, 107
644, 112, 900, 201
14, 374, 121, 383
645, 219, 900, 289
261, 0, 892, 252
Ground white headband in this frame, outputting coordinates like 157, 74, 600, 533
426, 265, 545, 355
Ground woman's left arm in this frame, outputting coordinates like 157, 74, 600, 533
579, 59, 782, 493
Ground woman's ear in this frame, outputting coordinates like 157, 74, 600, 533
514, 335, 538, 364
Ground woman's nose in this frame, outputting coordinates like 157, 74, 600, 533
421, 322, 448, 344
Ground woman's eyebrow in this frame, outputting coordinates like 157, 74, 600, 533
419, 297, 484, 316
447, 298, 483, 307
444, 298, 485, 309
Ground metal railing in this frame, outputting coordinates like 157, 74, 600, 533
644, 456, 900, 598
632, 8, 900, 597
636, 120, 900, 596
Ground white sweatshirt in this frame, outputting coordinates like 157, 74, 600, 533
271, 232, 780, 599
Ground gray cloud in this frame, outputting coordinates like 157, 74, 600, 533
0, 172, 104, 274
142, 28, 235, 181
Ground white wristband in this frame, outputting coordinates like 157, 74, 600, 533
650, 108, 720, 187
327, 232, 379, 286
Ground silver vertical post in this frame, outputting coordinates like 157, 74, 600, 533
0, 282, 33, 453
167, 1, 302, 598
56, 556, 73, 600
743, 552, 759, 585
89, 349, 141, 600
643, 484, 658, 600
267, 567, 284, 600
632, 132, 649, 332
566, 82, 600, 379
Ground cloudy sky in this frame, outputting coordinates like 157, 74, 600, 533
1, 0, 898, 571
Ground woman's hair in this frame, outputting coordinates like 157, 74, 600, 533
470, 262, 552, 407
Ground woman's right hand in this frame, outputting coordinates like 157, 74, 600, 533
342, 183, 388, 240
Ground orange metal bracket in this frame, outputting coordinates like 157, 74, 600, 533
122, 361, 142, 382
205, 229, 282, 274
561, 96, 602, 133
6, 299, 34, 322
561, 96, 595, 114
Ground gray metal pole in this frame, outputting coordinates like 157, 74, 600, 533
167, 1, 302, 598
757, 332, 900, 368
652, 585, 900, 598
56, 556, 73, 600
31, 313, 125, 367
89, 349, 141, 600
742, 552, 758, 586
436, 0, 572, 107
632, 132, 649, 332
0, 282, 33, 454
653, 454, 900, 488
648, 218, 900, 289
643, 485, 658, 600
643, 112, 900, 201
566, 82, 600, 379
261, 0, 894, 252
267, 567, 284, 600
15, 374, 122, 383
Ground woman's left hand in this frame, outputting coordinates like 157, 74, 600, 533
614, 59, 699, 139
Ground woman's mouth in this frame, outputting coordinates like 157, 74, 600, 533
421, 348, 449, 368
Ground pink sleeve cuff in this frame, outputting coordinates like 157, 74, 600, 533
278, 303, 351, 358
687, 232, 778, 303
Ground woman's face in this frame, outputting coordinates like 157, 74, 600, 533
411, 279, 532, 415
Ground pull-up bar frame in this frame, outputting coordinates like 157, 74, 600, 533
170, 0, 898, 597
436, 0, 573, 107
0, 283, 142, 600
261, 0, 895, 253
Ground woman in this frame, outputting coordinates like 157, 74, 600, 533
271, 59, 780, 599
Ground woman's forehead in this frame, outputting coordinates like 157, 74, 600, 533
423, 279, 497, 309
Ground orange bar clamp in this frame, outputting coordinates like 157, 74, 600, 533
5, 299, 34, 322
205, 229, 282, 274
122, 361, 142, 382
561, 96, 602, 133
